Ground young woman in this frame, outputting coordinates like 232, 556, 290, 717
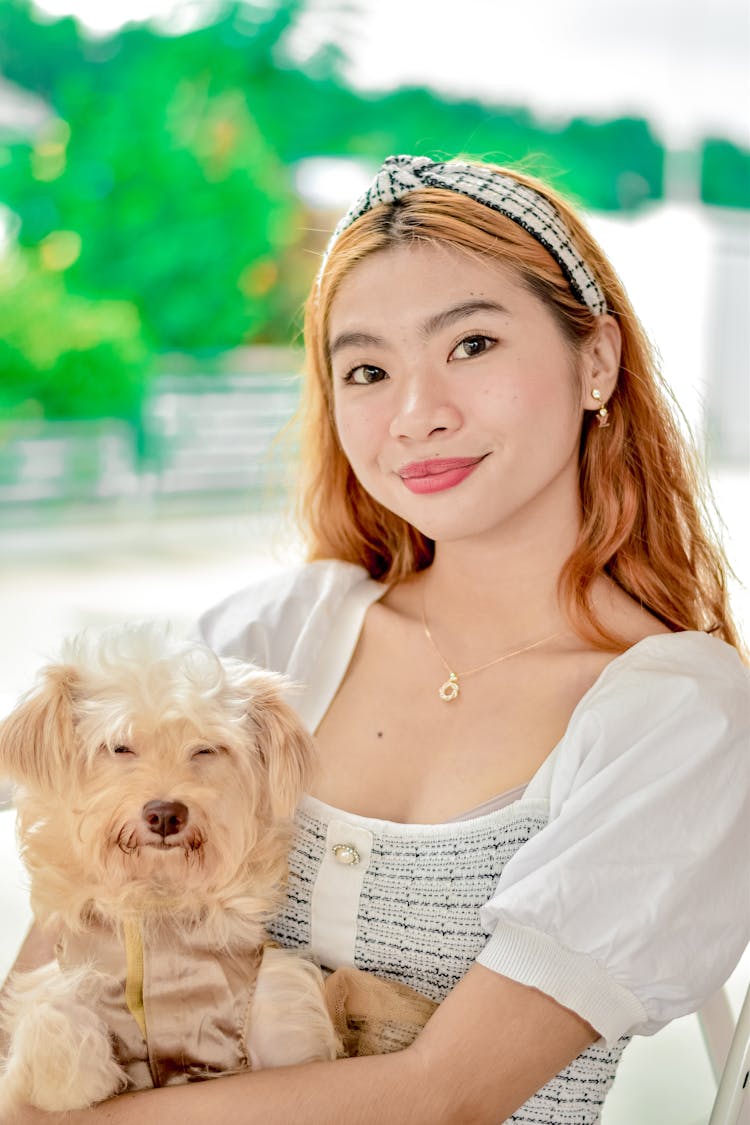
6, 154, 749, 1124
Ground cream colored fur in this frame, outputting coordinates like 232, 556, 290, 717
0, 625, 340, 1113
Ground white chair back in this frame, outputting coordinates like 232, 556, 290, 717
705, 982, 750, 1125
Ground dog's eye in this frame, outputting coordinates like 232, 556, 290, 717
113, 745, 134, 755
192, 746, 217, 758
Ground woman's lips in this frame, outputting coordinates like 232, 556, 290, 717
398, 456, 486, 494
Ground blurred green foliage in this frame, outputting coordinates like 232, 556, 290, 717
0, 0, 300, 355
701, 138, 750, 209
232, 70, 665, 211
0, 248, 146, 423
0, 0, 744, 434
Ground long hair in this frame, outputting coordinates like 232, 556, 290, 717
296, 164, 742, 652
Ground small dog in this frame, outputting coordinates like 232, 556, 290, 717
0, 625, 340, 1113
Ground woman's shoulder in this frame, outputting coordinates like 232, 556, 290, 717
195, 558, 374, 669
536, 629, 749, 806
590, 629, 748, 709
482, 628, 750, 1044
580, 629, 749, 748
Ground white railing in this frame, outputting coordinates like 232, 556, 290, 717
0, 373, 301, 507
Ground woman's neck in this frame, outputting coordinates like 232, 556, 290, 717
422, 557, 565, 652
420, 449, 583, 618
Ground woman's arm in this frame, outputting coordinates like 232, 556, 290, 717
3, 964, 597, 1125
2, 925, 58, 981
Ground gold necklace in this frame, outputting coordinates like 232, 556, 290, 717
421, 594, 564, 703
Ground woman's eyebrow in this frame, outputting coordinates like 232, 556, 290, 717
329, 330, 384, 358
328, 300, 509, 358
419, 299, 509, 338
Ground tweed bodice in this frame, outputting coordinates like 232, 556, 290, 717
267, 795, 628, 1124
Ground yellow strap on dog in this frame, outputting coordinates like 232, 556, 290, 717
123, 917, 147, 1041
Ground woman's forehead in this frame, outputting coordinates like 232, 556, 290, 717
328, 243, 524, 333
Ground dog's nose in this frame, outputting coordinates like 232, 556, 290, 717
142, 800, 189, 838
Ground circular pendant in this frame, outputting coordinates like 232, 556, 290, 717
438, 673, 460, 702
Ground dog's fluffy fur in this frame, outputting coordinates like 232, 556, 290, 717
0, 625, 340, 1112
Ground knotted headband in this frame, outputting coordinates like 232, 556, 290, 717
320, 154, 607, 316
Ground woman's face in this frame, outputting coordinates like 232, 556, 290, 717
327, 241, 597, 551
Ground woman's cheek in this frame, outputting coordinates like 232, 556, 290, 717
334, 405, 374, 468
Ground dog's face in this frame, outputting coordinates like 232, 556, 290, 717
0, 627, 313, 919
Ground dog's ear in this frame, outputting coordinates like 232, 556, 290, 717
242, 673, 315, 820
0, 664, 79, 790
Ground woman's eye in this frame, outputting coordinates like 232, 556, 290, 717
449, 335, 496, 360
343, 364, 387, 386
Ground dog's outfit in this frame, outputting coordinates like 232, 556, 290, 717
57, 915, 264, 1088
198, 559, 750, 1125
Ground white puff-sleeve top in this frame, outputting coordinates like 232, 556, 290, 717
198, 560, 750, 1072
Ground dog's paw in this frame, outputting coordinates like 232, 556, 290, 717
247, 946, 342, 1068
1, 1001, 128, 1111
1, 964, 128, 1111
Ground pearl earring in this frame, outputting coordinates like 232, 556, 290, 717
591, 388, 610, 428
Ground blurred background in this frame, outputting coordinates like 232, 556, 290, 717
0, 0, 748, 676
0, 2, 748, 1118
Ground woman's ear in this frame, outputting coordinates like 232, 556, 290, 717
0, 665, 79, 790
582, 314, 621, 412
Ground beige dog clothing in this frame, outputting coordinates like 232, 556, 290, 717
57, 913, 263, 1088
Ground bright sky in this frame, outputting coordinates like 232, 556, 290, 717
30, 0, 750, 147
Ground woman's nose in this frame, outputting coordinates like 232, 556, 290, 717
388, 373, 461, 441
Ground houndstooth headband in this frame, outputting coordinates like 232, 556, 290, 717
320, 154, 607, 316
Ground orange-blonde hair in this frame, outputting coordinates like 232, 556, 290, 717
296, 163, 741, 652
